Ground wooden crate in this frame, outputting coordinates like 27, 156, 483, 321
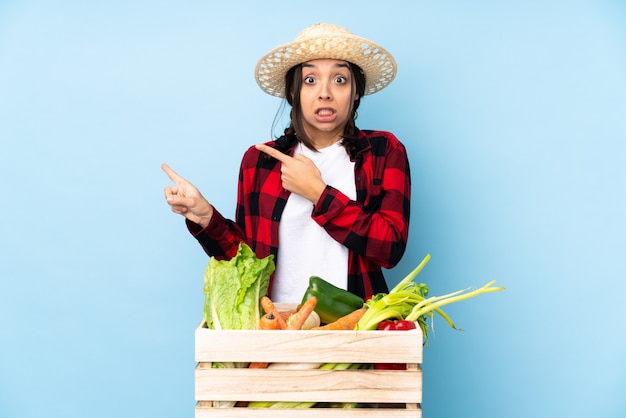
195, 306, 423, 417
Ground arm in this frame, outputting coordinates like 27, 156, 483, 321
312, 136, 411, 268
185, 209, 244, 259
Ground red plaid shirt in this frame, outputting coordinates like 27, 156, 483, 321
187, 129, 411, 299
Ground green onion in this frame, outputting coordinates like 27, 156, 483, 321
390, 253, 431, 293
355, 254, 505, 344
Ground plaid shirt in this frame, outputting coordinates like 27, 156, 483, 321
187, 129, 411, 299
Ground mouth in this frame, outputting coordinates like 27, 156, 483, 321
315, 108, 336, 122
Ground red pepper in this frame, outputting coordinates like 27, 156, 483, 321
375, 320, 416, 370
376, 320, 397, 331
394, 320, 416, 331
376, 319, 416, 331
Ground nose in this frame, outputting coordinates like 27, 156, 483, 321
318, 81, 332, 100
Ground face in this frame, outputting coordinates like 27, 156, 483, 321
298, 59, 358, 145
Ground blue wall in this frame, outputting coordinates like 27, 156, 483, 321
1, 1, 625, 417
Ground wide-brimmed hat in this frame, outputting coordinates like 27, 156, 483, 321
255, 23, 397, 98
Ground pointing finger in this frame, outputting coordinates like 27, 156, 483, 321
161, 163, 185, 184
255, 144, 290, 163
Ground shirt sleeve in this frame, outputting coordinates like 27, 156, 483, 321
186, 209, 244, 260
311, 134, 410, 269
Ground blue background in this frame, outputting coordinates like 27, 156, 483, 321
1, 1, 625, 417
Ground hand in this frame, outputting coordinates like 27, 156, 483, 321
255, 144, 327, 203
162, 163, 214, 227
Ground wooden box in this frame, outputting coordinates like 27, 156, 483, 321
195, 306, 423, 417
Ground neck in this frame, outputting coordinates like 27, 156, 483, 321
307, 129, 344, 150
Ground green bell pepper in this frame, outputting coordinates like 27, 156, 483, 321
300, 276, 364, 324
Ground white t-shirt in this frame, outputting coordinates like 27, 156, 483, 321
272, 141, 356, 303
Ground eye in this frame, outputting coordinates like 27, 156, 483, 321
335, 76, 348, 84
303, 76, 315, 84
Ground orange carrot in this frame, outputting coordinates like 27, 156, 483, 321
248, 361, 269, 369
258, 312, 281, 330
287, 296, 317, 330
260, 296, 288, 330
311, 307, 367, 330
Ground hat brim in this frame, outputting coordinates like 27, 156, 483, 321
255, 32, 397, 98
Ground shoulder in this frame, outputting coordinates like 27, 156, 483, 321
357, 129, 407, 154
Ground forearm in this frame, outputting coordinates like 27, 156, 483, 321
186, 209, 246, 260
312, 186, 409, 268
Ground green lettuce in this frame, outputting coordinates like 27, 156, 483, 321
203, 242, 274, 330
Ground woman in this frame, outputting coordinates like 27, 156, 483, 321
163, 23, 411, 302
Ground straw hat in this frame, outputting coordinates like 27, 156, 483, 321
255, 23, 397, 98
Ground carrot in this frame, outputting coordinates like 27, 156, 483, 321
258, 312, 281, 330
248, 362, 269, 369
260, 296, 288, 330
287, 296, 317, 330
311, 307, 367, 330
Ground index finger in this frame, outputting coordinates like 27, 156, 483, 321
161, 163, 186, 184
255, 144, 291, 163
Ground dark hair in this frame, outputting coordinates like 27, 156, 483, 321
281, 61, 366, 156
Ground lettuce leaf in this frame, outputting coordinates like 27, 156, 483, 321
203, 242, 274, 330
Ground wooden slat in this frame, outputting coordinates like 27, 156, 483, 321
195, 324, 423, 364
195, 367, 422, 404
